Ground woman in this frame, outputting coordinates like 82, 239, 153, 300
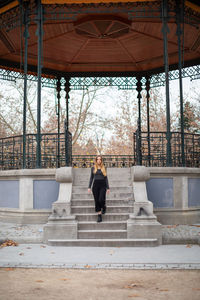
88, 156, 110, 222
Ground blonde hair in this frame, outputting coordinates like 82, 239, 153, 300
93, 155, 106, 176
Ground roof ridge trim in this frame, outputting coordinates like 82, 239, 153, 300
0, 0, 18, 15
186, 1, 200, 13
41, 0, 158, 4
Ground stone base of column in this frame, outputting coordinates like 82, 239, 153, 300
127, 201, 162, 245
43, 202, 77, 244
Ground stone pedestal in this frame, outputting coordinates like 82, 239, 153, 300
127, 201, 162, 245
43, 167, 77, 243
43, 215, 77, 243
127, 166, 162, 245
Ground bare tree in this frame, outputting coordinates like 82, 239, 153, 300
0, 79, 46, 136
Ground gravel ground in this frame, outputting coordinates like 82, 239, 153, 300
0, 223, 44, 244
0, 268, 200, 300
0, 222, 200, 244
162, 224, 200, 244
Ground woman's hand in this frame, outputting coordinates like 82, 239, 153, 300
88, 188, 91, 193
107, 189, 110, 194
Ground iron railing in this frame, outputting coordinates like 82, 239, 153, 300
0, 131, 199, 170
72, 155, 134, 168
0, 132, 72, 170
133, 131, 200, 167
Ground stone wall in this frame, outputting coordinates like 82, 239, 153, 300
147, 167, 200, 224
0, 169, 57, 223
0, 167, 199, 224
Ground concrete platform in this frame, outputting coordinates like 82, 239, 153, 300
1, 222, 200, 245
0, 221, 200, 269
0, 244, 200, 269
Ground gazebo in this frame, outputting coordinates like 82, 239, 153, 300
0, 0, 200, 169
0, 0, 200, 244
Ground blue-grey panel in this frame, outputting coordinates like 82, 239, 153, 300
188, 178, 200, 207
0, 180, 19, 208
33, 180, 59, 209
146, 178, 173, 208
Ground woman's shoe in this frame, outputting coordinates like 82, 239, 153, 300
102, 206, 106, 214
97, 214, 102, 223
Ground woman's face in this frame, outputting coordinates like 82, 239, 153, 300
96, 156, 102, 165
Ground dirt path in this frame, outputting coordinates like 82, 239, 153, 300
0, 268, 200, 300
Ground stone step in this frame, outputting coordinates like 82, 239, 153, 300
72, 186, 133, 193
75, 213, 130, 222
74, 171, 131, 181
73, 180, 132, 186
72, 192, 133, 200
78, 221, 127, 230
78, 229, 127, 239
73, 168, 131, 173
74, 175, 132, 181
71, 206, 133, 214
71, 199, 134, 206
48, 238, 159, 247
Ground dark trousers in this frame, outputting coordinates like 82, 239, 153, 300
92, 180, 106, 212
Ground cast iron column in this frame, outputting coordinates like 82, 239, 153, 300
176, 0, 185, 166
64, 77, 70, 166
22, 1, 29, 169
146, 76, 151, 166
36, 0, 43, 168
136, 76, 142, 165
162, 0, 172, 166
56, 77, 61, 168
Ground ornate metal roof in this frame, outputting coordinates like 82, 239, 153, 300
0, 0, 199, 77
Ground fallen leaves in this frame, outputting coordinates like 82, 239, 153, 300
59, 278, 69, 281
124, 283, 143, 289
19, 252, 24, 256
0, 240, 18, 248
186, 244, 192, 248
167, 225, 178, 228
84, 264, 92, 268
128, 294, 140, 298
40, 245, 46, 248
14, 227, 21, 231
35, 280, 44, 283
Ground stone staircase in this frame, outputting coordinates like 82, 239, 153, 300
48, 168, 158, 246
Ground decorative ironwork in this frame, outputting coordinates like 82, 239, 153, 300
43, 2, 163, 23
0, 0, 37, 32
149, 65, 200, 87
1, 1, 199, 32
1, 131, 199, 170
0, 6, 21, 31
72, 155, 134, 168
0, 132, 72, 170
0, 68, 57, 87
1, 65, 200, 90
69, 77, 138, 90
133, 131, 200, 168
